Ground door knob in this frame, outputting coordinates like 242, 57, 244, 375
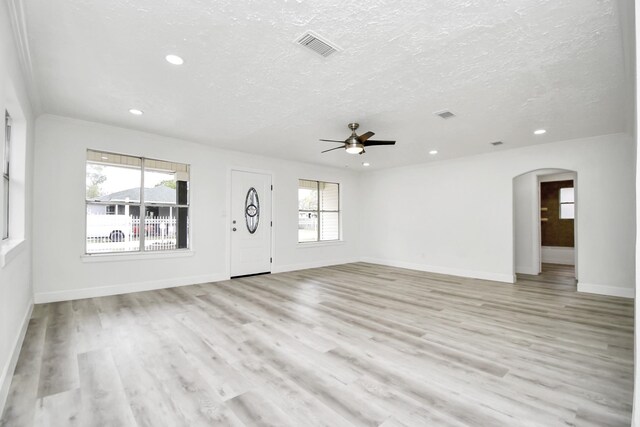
232, 227, 237, 231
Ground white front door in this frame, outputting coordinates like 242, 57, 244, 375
230, 170, 272, 277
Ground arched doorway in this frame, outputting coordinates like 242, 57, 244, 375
513, 168, 578, 287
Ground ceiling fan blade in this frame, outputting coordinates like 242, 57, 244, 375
319, 139, 345, 143
359, 131, 375, 142
321, 146, 344, 153
363, 140, 396, 146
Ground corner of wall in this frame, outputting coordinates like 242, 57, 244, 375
0, 300, 33, 414
577, 282, 635, 299
360, 257, 515, 284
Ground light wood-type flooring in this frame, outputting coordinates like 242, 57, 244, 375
1, 262, 634, 426
519, 263, 578, 290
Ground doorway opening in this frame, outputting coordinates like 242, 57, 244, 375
513, 169, 577, 288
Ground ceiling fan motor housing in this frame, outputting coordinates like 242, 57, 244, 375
345, 136, 364, 154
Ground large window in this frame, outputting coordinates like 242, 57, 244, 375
3, 111, 10, 240
85, 150, 190, 254
298, 179, 339, 242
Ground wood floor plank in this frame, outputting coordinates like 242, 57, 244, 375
226, 390, 295, 427
36, 302, 79, 399
77, 348, 137, 426
33, 388, 81, 427
0, 316, 48, 427
231, 356, 355, 427
1, 262, 633, 426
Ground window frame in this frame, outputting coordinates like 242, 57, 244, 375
3, 110, 11, 240
559, 187, 575, 220
85, 150, 190, 255
298, 179, 340, 243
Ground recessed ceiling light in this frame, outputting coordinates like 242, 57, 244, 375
165, 54, 184, 65
101, 156, 108, 160
362, 162, 370, 167
129, 108, 143, 116
429, 150, 438, 155
534, 129, 546, 135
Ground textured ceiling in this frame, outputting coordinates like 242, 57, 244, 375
22, 0, 632, 170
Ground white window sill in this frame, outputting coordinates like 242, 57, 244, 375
0, 238, 26, 268
297, 240, 344, 248
81, 250, 194, 263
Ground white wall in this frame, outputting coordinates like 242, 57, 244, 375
541, 247, 575, 265
0, 0, 35, 414
513, 172, 539, 275
632, 0, 639, 424
32, 115, 360, 302
360, 133, 635, 297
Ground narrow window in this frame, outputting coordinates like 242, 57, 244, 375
3, 111, 11, 240
298, 179, 340, 242
85, 150, 190, 253
559, 187, 575, 219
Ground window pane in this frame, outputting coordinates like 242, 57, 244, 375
559, 187, 574, 203
560, 203, 575, 219
320, 211, 339, 241
144, 208, 188, 251
143, 159, 190, 205
86, 151, 142, 202
4, 111, 10, 176
319, 182, 339, 211
3, 111, 9, 240
2, 177, 8, 239
86, 203, 139, 253
298, 211, 318, 242
298, 180, 318, 210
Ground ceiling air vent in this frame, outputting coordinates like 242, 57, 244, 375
295, 31, 340, 58
434, 110, 455, 119
490, 141, 504, 146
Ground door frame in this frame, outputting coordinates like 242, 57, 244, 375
512, 168, 578, 281
226, 166, 275, 278
537, 172, 578, 277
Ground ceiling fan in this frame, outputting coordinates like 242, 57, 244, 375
320, 123, 396, 155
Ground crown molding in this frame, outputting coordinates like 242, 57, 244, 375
6, 0, 42, 115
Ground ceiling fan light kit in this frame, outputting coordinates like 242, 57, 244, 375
345, 144, 364, 154
320, 122, 396, 155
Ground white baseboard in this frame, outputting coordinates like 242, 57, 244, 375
360, 257, 515, 283
34, 273, 229, 304
577, 282, 634, 298
34, 259, 363, 304
516, 266, 539, 275
541, 246, 575, 265
272, 258, 360, 274
0, 301, 33, 415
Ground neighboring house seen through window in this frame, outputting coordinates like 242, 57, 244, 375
298, 179, 340, 242
85, 150, 190, 254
